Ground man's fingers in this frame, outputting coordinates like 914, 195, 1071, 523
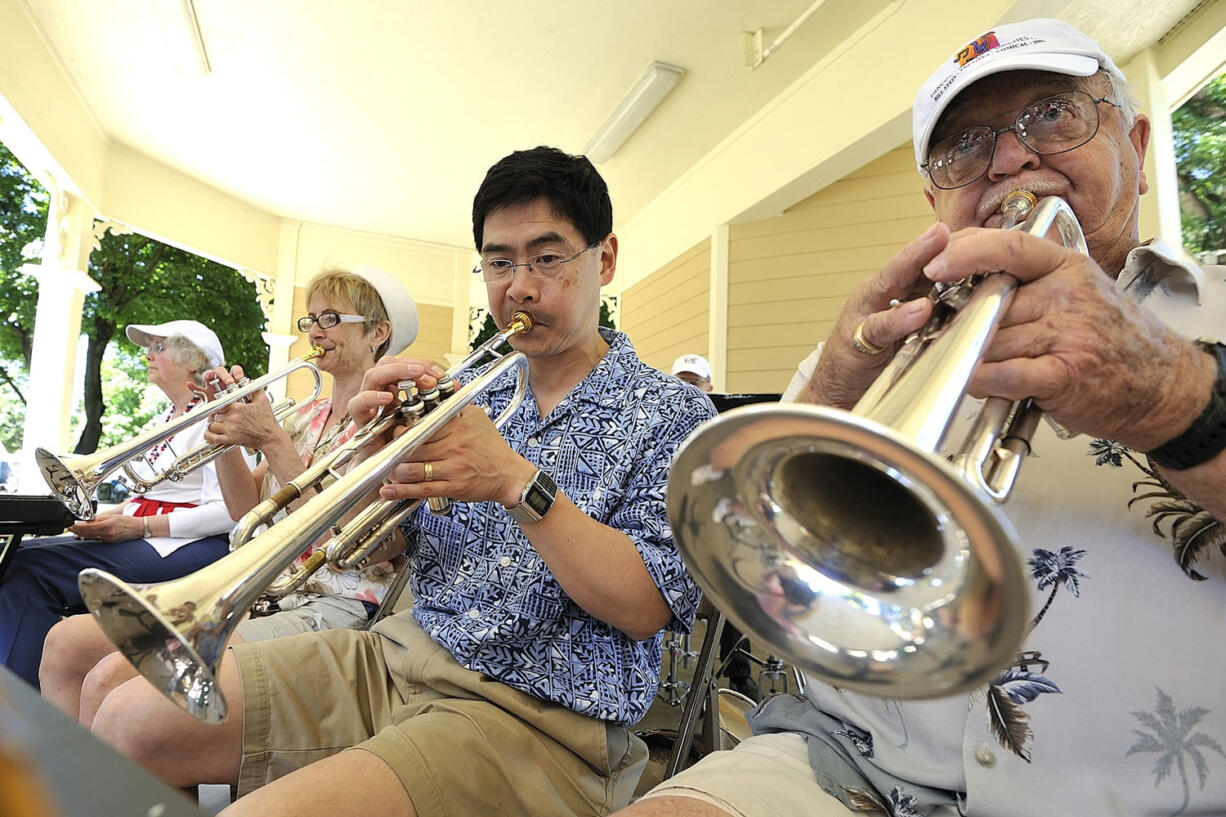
923, 228, 1080, 286
855, 298, 933, 353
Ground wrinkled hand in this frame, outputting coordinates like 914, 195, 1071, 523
381, 404, 535, 508
923, 228, 1214, 451
803, 223, 947, 408
197, 365, 283, 451
71, 514, 143, 542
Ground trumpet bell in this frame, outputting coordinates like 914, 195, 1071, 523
35, 448, 99, 520
78, 568, 232, 723
667, 402, 1028, 699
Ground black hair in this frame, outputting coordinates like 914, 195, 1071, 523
471, 146, 613, 249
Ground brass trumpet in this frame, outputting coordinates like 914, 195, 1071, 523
667, 193, 1086, 699
78, 313, 533, 722
36, 348, 325, 519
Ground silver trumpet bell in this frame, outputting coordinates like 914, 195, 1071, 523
667, 193, 1086, 699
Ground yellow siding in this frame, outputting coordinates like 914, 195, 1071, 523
725, 145, 933, 393
620, 239, 710, 375
286, 285, 452, 402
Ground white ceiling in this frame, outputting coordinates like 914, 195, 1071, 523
19, 0, 1209, 251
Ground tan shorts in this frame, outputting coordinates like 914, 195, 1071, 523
231, 616, 647, 817
639, 733, 960, 817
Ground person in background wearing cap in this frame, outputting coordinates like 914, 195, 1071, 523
672, 354, 714, 393
38, 266, 420, 726
0, 320, 236, 689
620, 18, 1226, 817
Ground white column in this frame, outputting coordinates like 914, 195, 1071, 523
265, 220, 303, 401
1127, 48, 1183, 252
450, 250, 471, 358
261, 332, 298, 402
708, 224, 730, 392
17, 185, 99, 492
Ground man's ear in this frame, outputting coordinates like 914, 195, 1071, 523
599, 233, 619, 286
1129, 114, 1152, 196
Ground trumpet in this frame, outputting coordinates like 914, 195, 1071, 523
667, 193, 1086, 700
78, 313, 533, 722
35, 348, 325, 519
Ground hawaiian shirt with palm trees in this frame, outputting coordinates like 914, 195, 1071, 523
772, 240, 1226, 816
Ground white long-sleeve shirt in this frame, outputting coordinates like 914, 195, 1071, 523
121, 405, 235, 556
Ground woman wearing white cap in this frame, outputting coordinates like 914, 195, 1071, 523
40, 266, 420, 725
0, 320, 236, 689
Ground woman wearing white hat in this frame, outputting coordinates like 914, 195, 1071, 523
0, 320, 236, 689
40, 267, 420, 724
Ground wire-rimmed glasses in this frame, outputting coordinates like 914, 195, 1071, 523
921, 91, 1121, 190
472, 242, 600, 284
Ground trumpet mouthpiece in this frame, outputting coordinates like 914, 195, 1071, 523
999, 190, 1037, 224
510, 312, 534, 334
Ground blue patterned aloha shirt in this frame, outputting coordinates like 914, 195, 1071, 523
396, 328, 713, 727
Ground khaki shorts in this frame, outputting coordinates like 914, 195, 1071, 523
639, 733, 960, 817
232, 616, 647, 817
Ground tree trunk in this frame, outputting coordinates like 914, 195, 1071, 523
73, 323, 115, 454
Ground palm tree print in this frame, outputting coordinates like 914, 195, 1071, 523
1126, 687, 1225, 816
1089, 438, 1226, 580
1027, 546, 1088, 630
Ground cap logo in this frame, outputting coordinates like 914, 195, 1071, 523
953, 32, 999, 67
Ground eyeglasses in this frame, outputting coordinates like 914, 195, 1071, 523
297, 312, 366, 332
147, 340, 168, 355
921, 91, 1121, 190
472, 242, 600, 284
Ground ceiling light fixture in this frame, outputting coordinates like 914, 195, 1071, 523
152, 0, 212, 75
583, 61, 685, 164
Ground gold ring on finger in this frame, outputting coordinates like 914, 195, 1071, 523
851, 321, 887, 356
423, 461, 433, 481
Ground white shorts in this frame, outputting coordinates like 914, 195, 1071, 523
234, 594, 370, 642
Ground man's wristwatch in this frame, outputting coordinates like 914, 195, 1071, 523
1146, 339, 1226, 471
503, 469, 558, 523
142, 516, 152, 539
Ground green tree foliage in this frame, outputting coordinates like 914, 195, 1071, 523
1174, 72, 1226, 254
0, 139, 269, 455
74, 226, 269, 453
0, 140, 49, 416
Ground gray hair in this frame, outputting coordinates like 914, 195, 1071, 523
162, 334, 210, 387
1094, 69, 1138, 127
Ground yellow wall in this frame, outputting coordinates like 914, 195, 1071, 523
620, 238, 710, 375
724, 145, 933, 394
285, 285, 454, 402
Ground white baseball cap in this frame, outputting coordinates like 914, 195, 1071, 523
671, 354, 712, 380
912, 18, 1125, 170
350, 265, 419, 356
125, 320, 225, 368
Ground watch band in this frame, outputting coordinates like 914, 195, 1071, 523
1147, 340, 1226, 471
142, 516, 152, 539
503, 469, 558, 523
